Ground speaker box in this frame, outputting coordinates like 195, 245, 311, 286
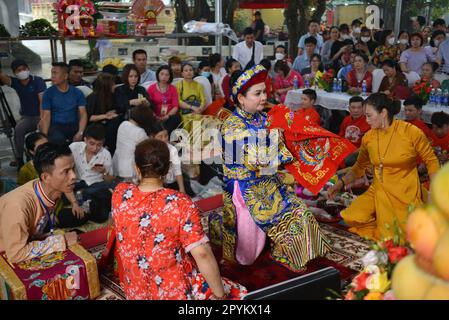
242, 267, 341, 300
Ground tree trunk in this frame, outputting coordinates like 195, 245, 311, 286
174, 0, 191, 33
312, 0, 327, 22
285, 1, 299, 58
285, 0, 327, 58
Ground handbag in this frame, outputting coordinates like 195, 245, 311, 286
180, 81, 201, 114
244, 43, 257, 71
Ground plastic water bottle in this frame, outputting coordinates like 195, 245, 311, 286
337, 78, 342, 93
81, 200, 91, 213
305, 78, 310, 88
362, 80, 367, 97
436, 88, 443, 108
429, 88, 436, 107
333, 78, 338, 92
75, 190, 83, 206
293, 75, 299, 90
443, 89, 449, 107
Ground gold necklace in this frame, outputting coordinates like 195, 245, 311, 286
376, 121, 397, 183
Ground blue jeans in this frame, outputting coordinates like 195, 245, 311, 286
48, 123, 78, 145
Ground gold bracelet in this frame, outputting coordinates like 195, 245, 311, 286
210, 293, 227, 300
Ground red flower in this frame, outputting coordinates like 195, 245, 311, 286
426, 87, 432, 94
353, 272, 369, 291
383, 239, 394, 250
387, 246, 408, 263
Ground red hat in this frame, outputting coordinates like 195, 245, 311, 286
231, 65, 268, 102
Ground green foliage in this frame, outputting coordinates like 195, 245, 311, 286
19, 19, 58, 37
0, 24, 10, 37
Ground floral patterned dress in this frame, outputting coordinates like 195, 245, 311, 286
111, 183, 246, 300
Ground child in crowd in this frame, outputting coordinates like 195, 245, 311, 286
403, 96, 435, 141
338, 96, 370, 167
17, 132, 49, 185
339, 96, 370, 148
149, 121, 195, 197
296, 89, 321, 126
431, 111, 449, 164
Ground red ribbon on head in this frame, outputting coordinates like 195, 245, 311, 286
267, 104, 357, 195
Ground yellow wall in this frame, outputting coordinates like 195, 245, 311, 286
334, 5, 366, 26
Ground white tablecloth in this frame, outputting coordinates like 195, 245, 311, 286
284, 89, 448, 123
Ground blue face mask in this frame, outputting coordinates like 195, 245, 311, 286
201, 71, 211, 78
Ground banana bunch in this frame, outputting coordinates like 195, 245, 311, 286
97, 58, 126, 70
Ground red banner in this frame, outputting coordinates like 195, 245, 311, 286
239, 0, 288, 9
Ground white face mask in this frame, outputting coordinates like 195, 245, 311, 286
15, 70, 30, 80
361, 37, 370, 43
399, 39, 409, 45
342, 34, 351, 40
275, 53, 285, 60
434, 40, 440, 47
388, 37, 396, 45
353, 27, 361, 34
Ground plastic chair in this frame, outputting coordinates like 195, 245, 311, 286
76, 85, 93, 98
141, 81, 156, 91
371, 68, 385, 93
405, 71, 421, 87
194, 76, 213, 106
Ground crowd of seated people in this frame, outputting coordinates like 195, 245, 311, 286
1, 16, 449, 300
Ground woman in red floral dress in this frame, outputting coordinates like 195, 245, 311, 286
111, 138, 246, 300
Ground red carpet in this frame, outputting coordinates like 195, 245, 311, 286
213, 245, 354, 292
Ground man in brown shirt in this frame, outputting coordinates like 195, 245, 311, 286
0, 143, 78, 263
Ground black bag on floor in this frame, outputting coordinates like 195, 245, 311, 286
88, 189, 112, 223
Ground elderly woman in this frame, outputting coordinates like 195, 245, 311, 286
378, 59, 411, 100
221, 65, 330, 271
400, 33, 436, 75
147, 65, 181, 134
273, 60, 304, 103
328, 93, 439, 243
111, 138, 246, 299
346, 52, 373, 93
421, 62, 441, 89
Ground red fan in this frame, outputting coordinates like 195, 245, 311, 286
131, 0, 165, 19
267, 104, 357, 195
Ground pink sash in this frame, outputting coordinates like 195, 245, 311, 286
232, 181, 266, 265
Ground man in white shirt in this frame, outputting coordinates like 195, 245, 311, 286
297, 19, 324, 56
69, 124, 115, 196
133, 49, 156, 84
232, 27, 264, 70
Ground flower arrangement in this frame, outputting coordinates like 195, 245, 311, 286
316, 69, 335, 92
412, 78, 432, 104
344, 238, 410, 300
